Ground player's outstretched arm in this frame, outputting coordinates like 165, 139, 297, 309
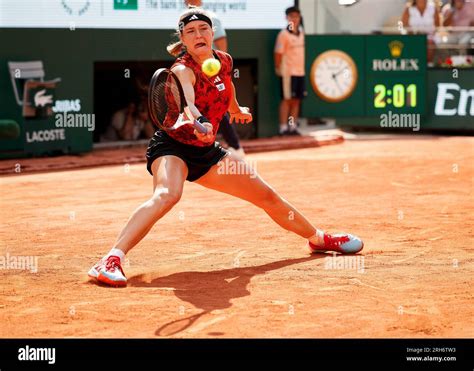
172, 65, 201, 120
172, 65, 213, 141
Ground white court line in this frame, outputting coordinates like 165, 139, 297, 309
392, 248, 432, 264
349, 278, 384, 291
418, 227, 442, 236
177, 252, 206, 260
234, 250, 246, 260
390, 181, 418, 188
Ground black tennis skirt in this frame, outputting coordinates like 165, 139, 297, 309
146, 130, 229, 182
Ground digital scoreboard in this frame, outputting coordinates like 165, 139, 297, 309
365, 36, 426, 115
305, 35, 427, 117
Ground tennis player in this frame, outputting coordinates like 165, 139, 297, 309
88, 7, 363, 287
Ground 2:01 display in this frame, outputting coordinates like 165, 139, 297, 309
374, 84, 417, 108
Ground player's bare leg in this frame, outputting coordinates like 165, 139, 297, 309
195, 152, 363, 254
113, 155, 188, 254
88, 155, 187, 286
196, 152, 315, 237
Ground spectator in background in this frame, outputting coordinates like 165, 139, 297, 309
274, 6, 306, 136
101, 100, 155, 142
443, 0, 474, 56
185, 0, 245, 158
442, 0, 474, 26
401, 0, 441, 63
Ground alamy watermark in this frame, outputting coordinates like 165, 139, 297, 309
0, 253, 38, 273
217, 159, 257, 178
18, 345, 55, 364
380, 111, 420, 132
55, 111, 95, 132
324, 252, 365, 273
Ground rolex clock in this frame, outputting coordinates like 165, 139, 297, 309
310, 50, 358, 103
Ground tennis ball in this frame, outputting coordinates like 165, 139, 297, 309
202, 58, 221, 77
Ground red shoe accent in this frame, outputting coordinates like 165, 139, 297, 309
104, 256, 125, 275
309, 234, 350, 253
96, 255, 127, 287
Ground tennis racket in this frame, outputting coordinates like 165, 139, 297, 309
155, 311, 208, 337
148, 68, 208, 134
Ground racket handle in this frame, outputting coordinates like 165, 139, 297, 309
193, 119, 209, 134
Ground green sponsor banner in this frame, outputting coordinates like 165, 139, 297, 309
336, 68, 473, 131
22, 118, 69, 155
366, 35, 426, 116
303, 35, 426, 117
114, 0, 138, 10
426, 68, 473, 129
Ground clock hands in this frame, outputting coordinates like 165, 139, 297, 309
331, 68, 347, 95
312, 51, 357, 102
333, 76, 344, 94
332, 67, 348, 78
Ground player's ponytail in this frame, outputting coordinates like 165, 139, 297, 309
167, 40, 185, 57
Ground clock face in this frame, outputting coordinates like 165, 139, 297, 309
310, 50, 358, 103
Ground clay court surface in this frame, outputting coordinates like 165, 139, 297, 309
1, 135, 473, 338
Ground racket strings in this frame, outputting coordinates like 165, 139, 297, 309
149, 72, 183, 130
